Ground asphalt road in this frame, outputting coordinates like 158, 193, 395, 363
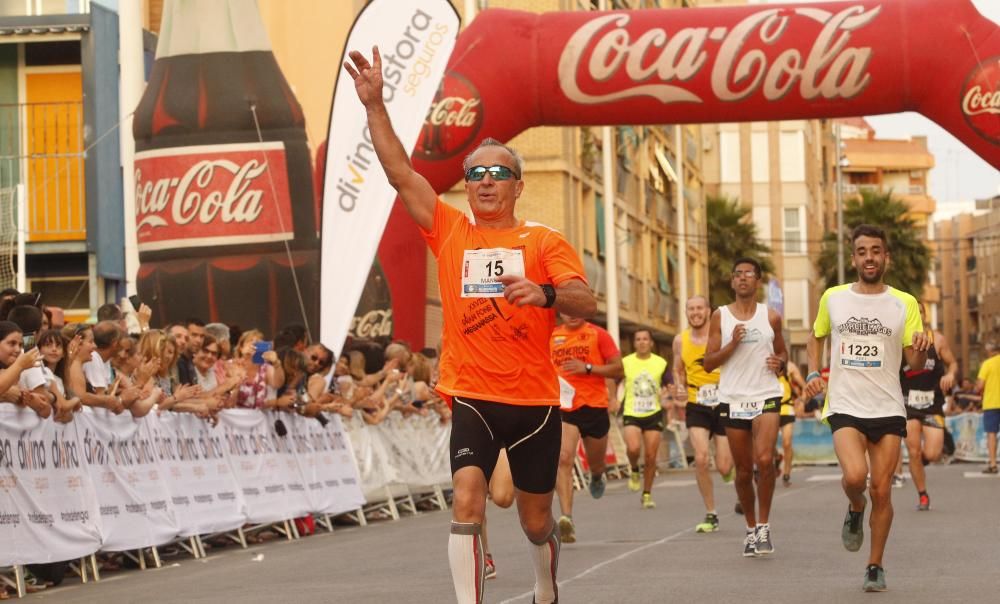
24, 463, 999, 603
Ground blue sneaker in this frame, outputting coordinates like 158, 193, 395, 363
863, 564, 887, 592
589, 473, 606, 499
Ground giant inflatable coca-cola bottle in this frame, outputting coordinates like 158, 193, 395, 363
132, 0, 318, 336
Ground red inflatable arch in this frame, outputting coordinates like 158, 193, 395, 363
377, 0, 1000, 347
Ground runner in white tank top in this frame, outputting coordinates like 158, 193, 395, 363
705, 258, 787, 559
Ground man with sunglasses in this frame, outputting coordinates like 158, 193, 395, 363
346, 48, 596, 604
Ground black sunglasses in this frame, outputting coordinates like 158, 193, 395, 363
464, 165, 519, 182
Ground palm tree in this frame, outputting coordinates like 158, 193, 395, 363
706, 194, 774, 308
817, 189, 931, 298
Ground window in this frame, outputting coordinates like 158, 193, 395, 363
783, 207, 805, 255
783, 279, 808, 328
719, 131, 740, 183
779, 131, 805, 182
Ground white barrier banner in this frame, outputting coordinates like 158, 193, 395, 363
342, 412, 400, 497
0, 406, 101, 566
150, 412, 246, 536
379, 413, 451, 487
946, 413, 988, 462
287, 413, 364, 515
217, 409, 310, 524
75, 407, 178, 551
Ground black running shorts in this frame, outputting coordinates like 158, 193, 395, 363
905, 408, 945, 429
685, 403, 727, 436
561, 405, 611, 439
623, 409, 665, 432
451, 397, 561, 494
725, 397, 781, 431
828, 413, 907, 443
779, 414, 796, 427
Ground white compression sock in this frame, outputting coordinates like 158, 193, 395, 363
528, 524, 560, 604
449, 522, 484, 604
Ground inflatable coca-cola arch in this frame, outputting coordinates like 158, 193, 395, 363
373, 0, 999, 348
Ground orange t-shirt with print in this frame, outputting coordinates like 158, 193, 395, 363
550, 322, 620, 411
420, 200, 588, 407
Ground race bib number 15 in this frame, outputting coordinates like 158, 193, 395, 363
461, 248, 525, 298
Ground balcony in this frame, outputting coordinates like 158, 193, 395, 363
0, 101, 86, 243
0, 0, 90, 17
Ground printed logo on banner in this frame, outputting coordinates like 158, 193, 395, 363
415, 72, 484, 160
960, 56, 1000, 145
557, 5, 881, 105
134, 142, 294, 252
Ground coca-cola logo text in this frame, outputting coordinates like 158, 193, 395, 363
961, 56, 1000, 145
134, 142, 294, 252
350, 309, 393, 339
416, 72, 483, 160
558, 5, 880, 105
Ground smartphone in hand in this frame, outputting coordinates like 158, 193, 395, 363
252, 340, 273, 364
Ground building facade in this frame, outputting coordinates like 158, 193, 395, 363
935, 212, 984, 379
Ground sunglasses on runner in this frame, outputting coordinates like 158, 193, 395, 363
464, 165, 519, 182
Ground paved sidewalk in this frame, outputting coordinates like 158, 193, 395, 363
28, 464, 999, 603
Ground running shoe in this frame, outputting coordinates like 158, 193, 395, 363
695, 513, 719, 533
722, 468, 735, 483
742, 530, 757, 557
983, 465, 998, 475
862, 564, 887, 592
558, 515, 576, 544
484, 553, 497, 580
754, 524, 774, 555
782, 474, 791, 487
841, 504, 864, 552
628, 470, 642, 492
917, 493, 930, 511
589, 472, 607, 499
891, 474, 905, 488
641, 492, 656, 509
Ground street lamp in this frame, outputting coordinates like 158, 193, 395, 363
835, 124, 847, 284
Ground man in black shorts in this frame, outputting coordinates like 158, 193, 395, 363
550, 314, 623, 542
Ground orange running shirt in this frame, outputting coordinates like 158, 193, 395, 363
550, 322, 620, 411
421, 200, 588, 406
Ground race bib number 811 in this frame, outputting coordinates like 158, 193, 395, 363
461, 248, 525, 298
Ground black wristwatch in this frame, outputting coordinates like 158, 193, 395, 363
585, 363, 593, 375
540, 284, 557, 308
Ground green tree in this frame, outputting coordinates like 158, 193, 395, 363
705, 194, 774, 308
817, 189, 931, 298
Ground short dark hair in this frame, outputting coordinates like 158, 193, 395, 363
633, 328, 654, 341
97, 303, 123, 321
732, 257, 763, 278
7, 305, 42, 335
851, 224, 888, 249
275, 324, 308, 350
185, 317, 205, 329
0, 288, 19, 299
93, 320, 123, 349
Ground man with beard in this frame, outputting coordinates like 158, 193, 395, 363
549, 313, 623, 543
805, 224, 928, 592
704, 258, 786, 558
621, 329, 669, 509
672, 295, 734, 533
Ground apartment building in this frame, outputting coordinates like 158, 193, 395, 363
701, 120, 834, 366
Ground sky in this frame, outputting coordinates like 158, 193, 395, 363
767, 0, 1000, 219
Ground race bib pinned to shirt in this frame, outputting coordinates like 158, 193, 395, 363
558, 377, 576, 410
839, 335, 884, 370
461, 248, 525, 298
907, 389, 935, 409
696, 384, 719, 407
730, 399, 764, 420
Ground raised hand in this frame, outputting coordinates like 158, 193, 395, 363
344, 46, 384, 108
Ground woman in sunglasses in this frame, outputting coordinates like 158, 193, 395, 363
346, 47, 597, 604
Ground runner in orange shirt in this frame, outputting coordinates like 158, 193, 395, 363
550, 314, 623, 543
347, 48, 597, 604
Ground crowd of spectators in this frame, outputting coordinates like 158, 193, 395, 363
0, 288, 450, 429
